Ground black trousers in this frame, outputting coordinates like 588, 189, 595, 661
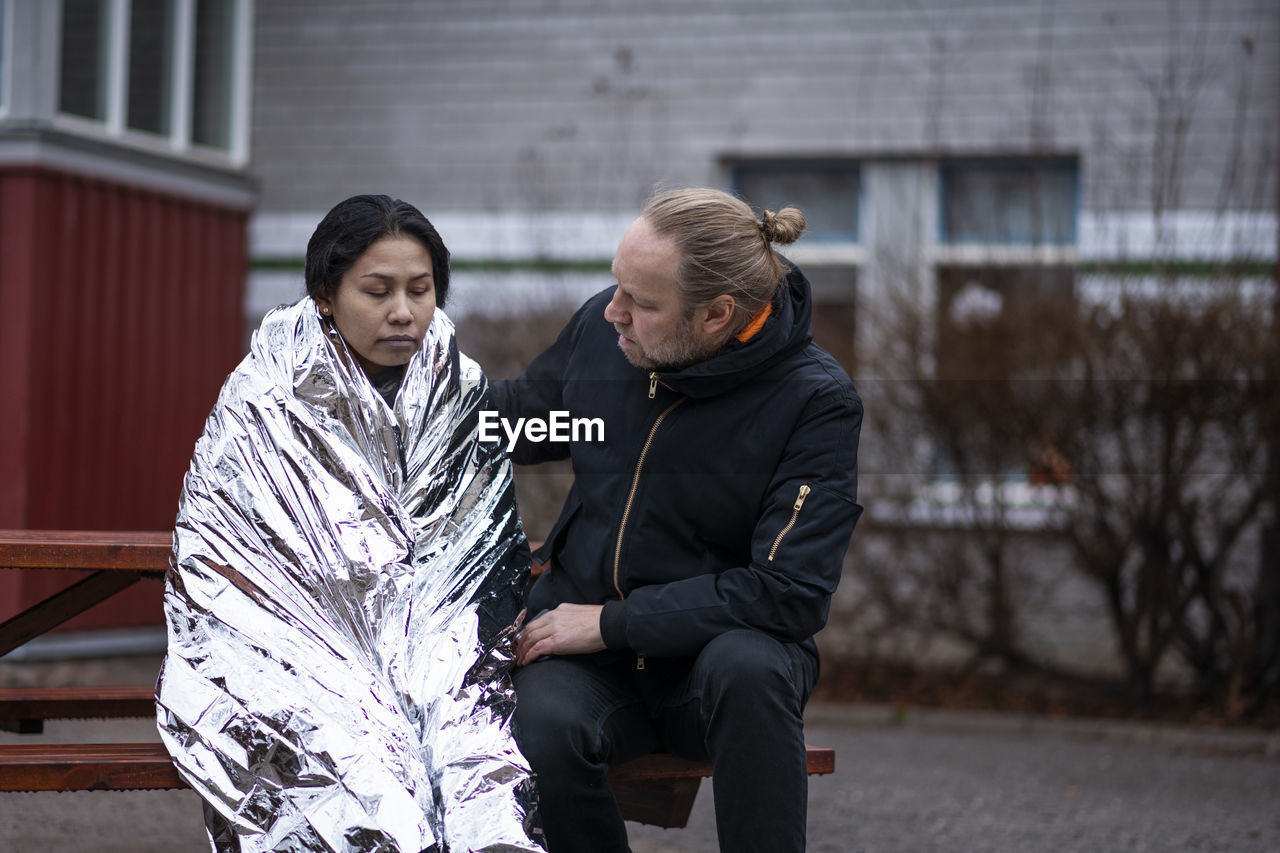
512, 629, 818, 853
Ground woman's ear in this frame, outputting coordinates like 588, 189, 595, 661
314, 297, 333, 318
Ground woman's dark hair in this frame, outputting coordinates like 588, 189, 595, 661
305, 194, 451, 307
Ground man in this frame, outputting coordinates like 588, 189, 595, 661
489, 187, 863, 852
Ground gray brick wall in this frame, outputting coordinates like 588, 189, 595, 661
251, 0, 1278, 217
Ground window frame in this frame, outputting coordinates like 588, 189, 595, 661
936, 156, 1081, 254
52, 0, 252, 166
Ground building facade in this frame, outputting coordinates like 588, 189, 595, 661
0, 0, 253, 638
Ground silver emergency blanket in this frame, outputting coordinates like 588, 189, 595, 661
156, 297, 544, 853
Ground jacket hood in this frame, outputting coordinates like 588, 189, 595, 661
658, 261, 815, 398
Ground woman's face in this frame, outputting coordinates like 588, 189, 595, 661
315, 235, 437, 376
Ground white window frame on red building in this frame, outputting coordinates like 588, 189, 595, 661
52, 0, 252, 167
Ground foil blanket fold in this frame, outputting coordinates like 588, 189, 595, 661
156, 298, 544, 852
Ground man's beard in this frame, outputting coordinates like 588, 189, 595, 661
617, 317, 719, 372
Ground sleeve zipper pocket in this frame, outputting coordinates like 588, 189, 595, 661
768, 484, 811, 563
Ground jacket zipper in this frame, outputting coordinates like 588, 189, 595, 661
768, 484, 811, 562
615, 390, 684, 671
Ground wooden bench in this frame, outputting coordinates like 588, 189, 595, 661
0, 530, 835, 828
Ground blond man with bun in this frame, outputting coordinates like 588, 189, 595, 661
491, 187, 864, 852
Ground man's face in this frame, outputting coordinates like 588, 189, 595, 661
604, 216, 719, 371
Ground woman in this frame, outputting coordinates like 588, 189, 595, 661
156, 195, 544, 852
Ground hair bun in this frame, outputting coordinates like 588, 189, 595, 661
759, 207, 806, 245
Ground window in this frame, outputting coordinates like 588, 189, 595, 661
940, 158, 1078, 245
56, 0, 250, 162
731, 162, 862, 373
936, 265, 1076, 380
804, 265, 858, 376
933, 157, 1080, 382
126, 0, 174, 135
927, 264, 1078, 485
733, 163, 860, 242
932, 158, 1080, 485
0, 0, 10, 114
59, 0, 111, 121
191, 0, 235, 149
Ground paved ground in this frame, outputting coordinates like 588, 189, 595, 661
632, 705, 1280, 853
2, 656, 1278, 852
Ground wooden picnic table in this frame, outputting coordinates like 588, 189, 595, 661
0, 529, 171, 659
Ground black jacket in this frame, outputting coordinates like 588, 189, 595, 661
489, 264, 863, 661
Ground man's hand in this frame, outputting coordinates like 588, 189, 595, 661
515, 603, 606, 666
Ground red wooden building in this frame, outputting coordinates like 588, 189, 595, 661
0, 0, 254, 643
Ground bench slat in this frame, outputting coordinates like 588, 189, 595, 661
0, 530, 171, 571
0, 686, 158, 732
0, 741, 835, 788
0, 743, 181, 792
0, 740, 835, 827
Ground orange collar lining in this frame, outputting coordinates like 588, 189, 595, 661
734, 302, 773, 343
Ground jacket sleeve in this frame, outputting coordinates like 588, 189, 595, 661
487, 298, 598, 466
609, 385, 864, 656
